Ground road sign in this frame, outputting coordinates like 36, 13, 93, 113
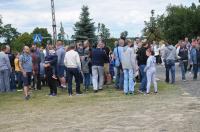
33, 34, 43, 43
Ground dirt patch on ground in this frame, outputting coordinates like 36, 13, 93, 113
0, 83, 200, 132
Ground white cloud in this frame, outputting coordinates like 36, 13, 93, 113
0, 0, 198, 38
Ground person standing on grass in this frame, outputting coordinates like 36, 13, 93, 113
91, 40, 107, 93
121, 39, 137, 95
14, 52, 23, 89
0, 45, 12, 92
177, 41, 189, 81
56, 40, 66, 89
153, 42, 161, 64
30, 44, 41, 90
102, 42, 111, 85
159, 41, 166, 66
44, 44, 58, 96
144, 49, 158, 94
81, 56, 91, 91
83, 40, 92, 86
113, 39, 125, 90
5, 45, 16, 91
109, 52, 115, 82
19, 46, 33, 100
64, 44, 82, 96
163, 42, 179, 84
137, 41, 149, 93
187, 38, 193, 73
37, 47, 46, 89
190, 40, 199, 80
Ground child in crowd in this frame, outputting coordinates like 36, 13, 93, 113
109, 52, 115, 81
14, 52, 23, 89
45, 47, 58, 79
82, 56, 91, 91
144, 49, 158, 94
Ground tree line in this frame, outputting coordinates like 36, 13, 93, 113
143, 3, 200, 44
1, 2, 200, 51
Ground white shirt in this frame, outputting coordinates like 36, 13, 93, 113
153, 45, 160, 56
64, 50, 81, 69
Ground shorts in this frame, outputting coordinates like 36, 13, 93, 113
22, 72, 32, 86
104, 63, 109, 74
57, 65, 65, 77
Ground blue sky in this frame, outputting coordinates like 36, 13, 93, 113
0, 0, 198, 38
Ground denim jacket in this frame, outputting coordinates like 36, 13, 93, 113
190, 48, 197, 64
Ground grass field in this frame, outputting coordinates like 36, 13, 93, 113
0, 82, 199, 132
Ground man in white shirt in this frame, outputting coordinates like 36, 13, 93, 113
64, 44, 82, 96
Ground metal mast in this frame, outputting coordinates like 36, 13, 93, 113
51, 0, 57, 45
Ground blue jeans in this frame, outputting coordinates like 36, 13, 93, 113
139, 65, 147, 92
165, 60, 175, 83
193, 64, 198, 79
0, 69, 10, 92
67, 68, 81, 95
16, 71, 23, 89
115, 66, 124, 89
84, 73, 90, 88
123, 69, 134, 93
10, 70, 16, 91
180, 61, 188, 80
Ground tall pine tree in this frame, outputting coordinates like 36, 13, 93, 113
73, 5, 96, 43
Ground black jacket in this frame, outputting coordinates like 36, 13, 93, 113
178, 47, 188, 61
136, 47, 148, 66
91, 48, 107, 66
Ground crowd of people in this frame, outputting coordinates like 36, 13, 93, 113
0, 37, 200, 100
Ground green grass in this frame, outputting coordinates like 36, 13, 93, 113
0, 82, 177, 111
0, 82, 185, 132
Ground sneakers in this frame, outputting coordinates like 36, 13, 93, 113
25, 95, 31, 100
94, 90, 98, 93
76, 91, 83, 96
124, 92, 134, 96
52, 75, 57, 79
144, 92, 150, 96
52, 93, 57, 96
61, 84, 67, 89
129, 92, 134, 96
138, 90, 144, 94
48, 93, 57, 97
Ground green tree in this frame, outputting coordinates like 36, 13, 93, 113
1, 24, 20, 45
31, 27, 52, 47
0, 15, 3, 39
11, 32, 32, 52
143, 10, 163, 43
73, 5, 96, 43
106, 37, 117, 50
120, 31, 128, 40
58, 22, 65, 42
0, 15, 2, 25
98, 23, 110, 40
144, 3, 200, 44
